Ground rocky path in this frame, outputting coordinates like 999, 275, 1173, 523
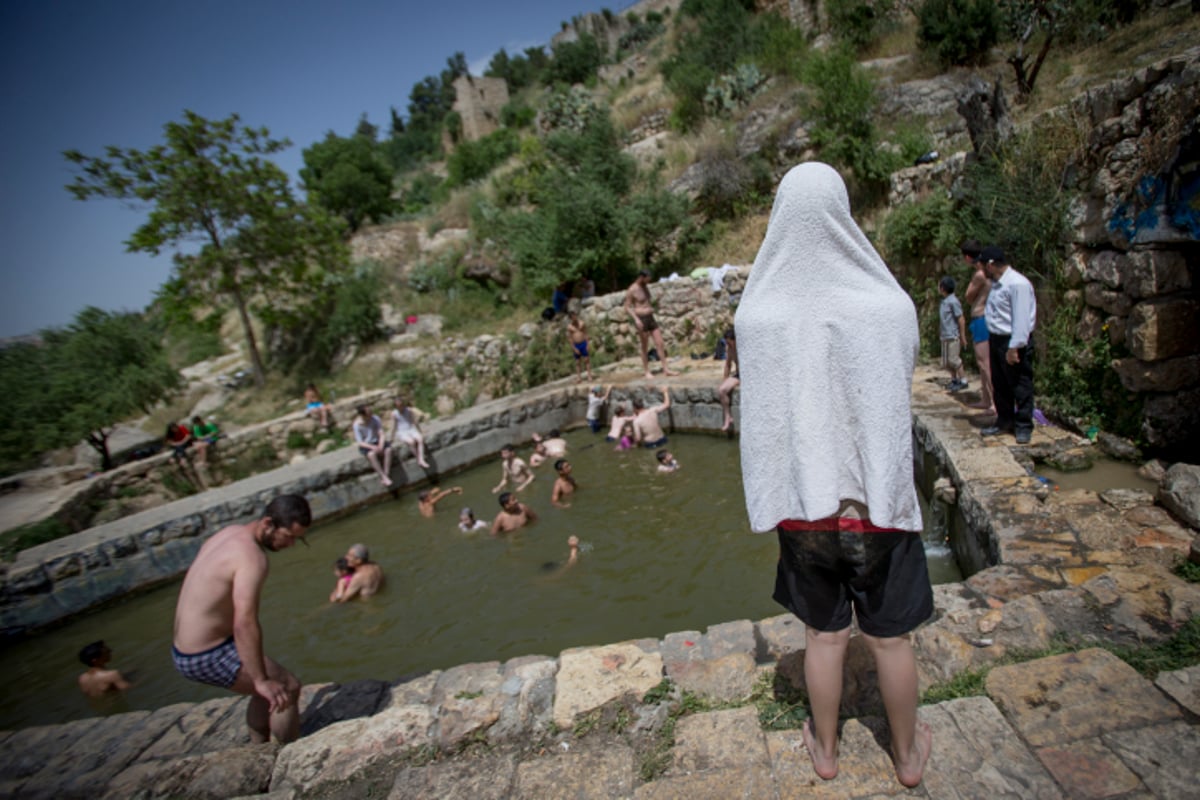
1, 364, 1198, 799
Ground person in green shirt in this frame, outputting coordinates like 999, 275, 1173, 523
191, 415, 220, 464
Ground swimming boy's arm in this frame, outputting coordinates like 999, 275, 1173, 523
103, 668, 132, 692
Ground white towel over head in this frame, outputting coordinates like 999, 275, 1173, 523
735, 162, 922, 533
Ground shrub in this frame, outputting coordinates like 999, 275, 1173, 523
880, 193, 960, 269
916, 0, 1000, 67
827, 0, 897, 50
704, 63, 766, 117
540, 86, 600, 134
501, 100, 536, 129
395, 365, 440, 414
548, 32, 607, 86
446, 128, 519, 187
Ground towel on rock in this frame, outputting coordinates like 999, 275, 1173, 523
735, 162, 922, 533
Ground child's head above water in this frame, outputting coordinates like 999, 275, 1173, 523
78, 640, 110, 667
334, 557, 354, 577
460, 507, 476, 524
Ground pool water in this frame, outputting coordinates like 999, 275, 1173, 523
0, 431, 958, 730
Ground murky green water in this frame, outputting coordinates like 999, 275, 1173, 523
0, 431, 957, 730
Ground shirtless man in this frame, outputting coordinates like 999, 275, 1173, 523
171, 494, 311, 744
77, 640, 131, 697
718, 328, 740, 431
491, 492, 538, 535
624, 270, 679, 379
606, 403, 635, 442
551, 459, 577, 508
962, 240, 995, 415
542, 430, 567, 458
492, 444, 535, 493
632, 386, 671, 448
417, 486, 463, 517
336, 543, 384, 601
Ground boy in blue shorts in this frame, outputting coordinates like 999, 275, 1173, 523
566, 309, 593, 383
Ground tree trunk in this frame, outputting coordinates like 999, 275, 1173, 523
87, 431, 113, 471
231, 282, 267, 388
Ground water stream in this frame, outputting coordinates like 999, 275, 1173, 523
0, 431, 959, 730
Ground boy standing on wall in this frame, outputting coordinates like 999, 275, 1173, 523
567, 309, 594, 383
939, 276, 968, 392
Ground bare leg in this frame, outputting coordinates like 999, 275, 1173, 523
970, 340, 995, 413
233, 657, 301, 744
382, 445, 393, 482
652, 329, 678, 376
861, 632, 930, 787
585, 356, 593, 382
803, 626, 850, 779
638, 332, 652, 379
413, 434, 429, 468
719, 377, 739, 431
366, 451, 391, 486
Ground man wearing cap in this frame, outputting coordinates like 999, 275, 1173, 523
980, 246, 1037, 444
172, 493, 311, 744
337, 543, 385, 601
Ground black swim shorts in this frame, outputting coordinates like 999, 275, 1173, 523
773, 526, 933, 638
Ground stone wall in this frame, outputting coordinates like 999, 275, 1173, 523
448, 75, 509, 149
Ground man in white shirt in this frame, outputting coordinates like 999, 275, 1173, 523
981, 246, 1037, 444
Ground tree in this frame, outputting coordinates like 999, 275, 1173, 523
0, 308, 180, 473
301, 131, 395, 232
64, 111, 347, 387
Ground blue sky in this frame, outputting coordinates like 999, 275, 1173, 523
0, 0, 608, 337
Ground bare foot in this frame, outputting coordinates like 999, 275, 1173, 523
893, 721, 932, 788
802, 718, 838, 780
662, 368, 680, 377
721, 419, 732, 432
381, 475, 393, 487
418, 460, 430, 469
644, 371, 655, 380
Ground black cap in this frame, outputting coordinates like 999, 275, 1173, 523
979, 245, 1006, 264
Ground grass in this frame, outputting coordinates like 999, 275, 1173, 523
694, 211, 770, 267
0, 517, 72, 561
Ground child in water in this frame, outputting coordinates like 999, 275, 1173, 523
656, 449, 680, 473
615, 422, 636, 451
77, 640, 131, 697
329, 558, 355, 602
459, 507, 488, 532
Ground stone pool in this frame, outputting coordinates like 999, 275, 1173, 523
0, 431, 958, 730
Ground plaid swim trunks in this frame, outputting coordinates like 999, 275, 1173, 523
172, 636, 242, 688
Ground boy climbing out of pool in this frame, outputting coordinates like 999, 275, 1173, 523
77, 640, 131, 697
492, 444, 535, 494
491, 492, 538, 535
171, 493, 311, 744
551, 459, 577, 508
566, 309, 594, 383
329, 558, 354, 602
417, 486, 463, 517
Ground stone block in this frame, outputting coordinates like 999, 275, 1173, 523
431, 661, 504, 749
1143, 388, 1200, 454
102, 743, 278, 800
391, 752, 517, 800
1083, 282, 1132, 316
1125, 249, 1190, 299
1127, 297, 1200, 361
512, 744, 634, 800
754, 614, 805, 663
766, 719, 900, 799
920, 696, 1062, 799
490, 656, 556, 743
1104, 720, 1200, 800
1154, 665, 1200, 717
1082, 250, 1126, 289
1158, 463, 1200, 529
552, 642, 664, 729
1113, 354, 1200, 393
136, 698, 241, 761
269, 705, 436, 793
669, 707, 768, 774
1035, 737, 1142, 798
984, 648, 1181, 748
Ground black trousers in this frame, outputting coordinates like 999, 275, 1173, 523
988, 333, 1035, 434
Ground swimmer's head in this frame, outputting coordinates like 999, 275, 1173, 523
500, 444, 516, 457
460, 507, 475, 523
334, 557, 353, 576
498, 492, 516, 509
549, 429, 560, 438
554, 459, 569, 473
656, 449, 672, 463
418, 489, 432, 502
347, 543, 369, 564
79, 640, 109, 667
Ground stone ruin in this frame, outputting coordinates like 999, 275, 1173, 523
442, 75, 509, 153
